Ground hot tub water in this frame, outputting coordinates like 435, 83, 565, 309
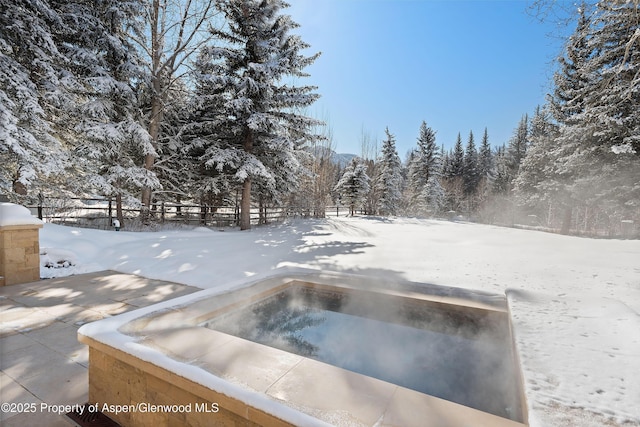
202, 285, 522, 422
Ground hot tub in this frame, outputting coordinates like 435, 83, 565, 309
78, 270, 527, 427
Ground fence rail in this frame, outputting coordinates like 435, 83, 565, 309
24, 196, 637, 237
25, 197, 352, 230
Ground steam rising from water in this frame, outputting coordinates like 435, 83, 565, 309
202, 285, 522, 422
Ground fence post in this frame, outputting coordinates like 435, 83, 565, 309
234, 189, 240, 226
37, 192, 43, 220
108, 197, 113, 226
200, 200, 207, 225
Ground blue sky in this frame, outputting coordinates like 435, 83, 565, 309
287, 0, 574, 158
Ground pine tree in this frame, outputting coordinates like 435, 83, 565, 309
580, 1, 640, 160
514, 106, 560, 218
406, 121, 440, 214
334, 157, 370, 216
449, 133, 465, 179
0, 0, 148, 204
69, 0, 155, 222
478, 128, 492, 180
507, 114, 529, 180
0, 0, 71, 195
492, 145, 511, 195
524, 1, 640, 232
463, 130, 479, 197
516, 6, 594, 232
152, 80, 198, 205
567, 0, 640, 219
440, 145, 451, 178
191, 0, 321, 229
423, 173, 445, 215
375, 128, 403, 216
415, 121, 439, 184
548, 4, 594, 125
404, 149, 418, 213
440, 133, 465, 213
472, 127, 495, 219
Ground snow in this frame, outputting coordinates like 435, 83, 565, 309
0, 202, 43, 227
611, 143, 636, 155
41, 217, 640, 426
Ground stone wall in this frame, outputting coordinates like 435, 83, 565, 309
87, 346, 295, 427
0, 224, 42, 286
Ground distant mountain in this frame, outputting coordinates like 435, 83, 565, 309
331, 152, 357, 167
305, 146, 357, 168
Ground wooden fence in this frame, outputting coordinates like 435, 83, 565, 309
21, 196, 638, 237
26, 197, 352, 230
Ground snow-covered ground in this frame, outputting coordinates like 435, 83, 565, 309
39, 216, 640, 427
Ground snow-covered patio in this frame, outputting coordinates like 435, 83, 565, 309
4, 216, 640, 426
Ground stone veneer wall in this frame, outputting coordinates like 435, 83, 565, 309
0, 224, 43, 286
87, 346, 296, 427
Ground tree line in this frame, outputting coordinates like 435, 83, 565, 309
1, 0, 321, 230
2, 0, 638, 235
334, 0, 639, 236
330, 120, 521, 223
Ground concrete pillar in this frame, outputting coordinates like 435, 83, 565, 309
0, 203, 44, 286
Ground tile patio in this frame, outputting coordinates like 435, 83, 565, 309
0, 271, 199, 427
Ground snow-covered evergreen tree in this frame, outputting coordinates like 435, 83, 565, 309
334, 157, 370, 216
190, 0, 321, 229
404, 149, 419, 214
548, 4, 594, 125
478, 128, 494, 184
0, 0, 150, 206
440, 145, 451, 178
473, 128, 494, 220
151, 80, 198, 206
561, 1, 640, 226
422, 173, 445, 215
511, 6, 595, 232
514, 107, 557, 204
440, 133, 465, 213
406, 121, 441, 215
514, 106, 562, 225
517, 1, 640, 232
0, 0, 70, 194
506, 114, 529, 181
375, 128, 403, 216
463, 130, 480, 197
69, 0, 156, 220
580, 1, 639, 154
415, 121, 439, 185
448, 133, 465, 179
492, 145, 511, 195
575, 0, 640, 212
